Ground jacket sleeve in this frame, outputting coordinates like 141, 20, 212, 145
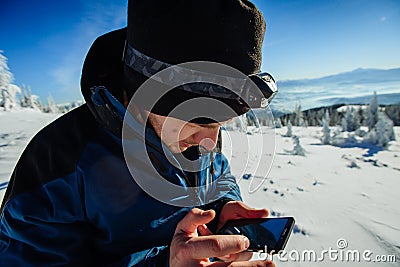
201, 152, 243, 233
0, 174, 92, 267
108, 246, 170, 267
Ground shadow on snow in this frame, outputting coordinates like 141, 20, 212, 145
310, 141, 384, 157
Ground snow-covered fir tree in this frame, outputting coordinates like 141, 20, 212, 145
0, 51, 13, 89
385, 106, 400, 126
321, 110, 331, 144
1, 84, 21, 111
0, 51, 21, 111
342, 106, 360, 132
366, 112, 396, 148
367, 92, 379, 131
20, 85, 41, 110
341, 116, 347, 132
284, 120, 293, 137
20, 84, 30, 108
46, 95, 58, 113
294, 103, 306, 126
30, 94, 42, 111
274, 118, 282, 128
291, 135, 306, 156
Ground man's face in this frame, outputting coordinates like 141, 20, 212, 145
146, 112, 228, 153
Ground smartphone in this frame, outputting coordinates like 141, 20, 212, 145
217, 217, 295, 254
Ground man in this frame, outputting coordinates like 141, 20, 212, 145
0, 0, 277, 266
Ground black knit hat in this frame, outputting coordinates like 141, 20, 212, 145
124, 0, 266, 122
82, 0, 266, 122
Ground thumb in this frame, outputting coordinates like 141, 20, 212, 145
175, 208, 216, 235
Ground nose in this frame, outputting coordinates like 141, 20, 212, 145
192, 127, 220, 151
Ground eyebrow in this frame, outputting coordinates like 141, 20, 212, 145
199, 124, 219, 129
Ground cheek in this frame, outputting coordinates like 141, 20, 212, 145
177, 127, 198, 142
160, 121, 191, 144
160, 128, 179, 145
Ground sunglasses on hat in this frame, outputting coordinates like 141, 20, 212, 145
123, 42, 277, 109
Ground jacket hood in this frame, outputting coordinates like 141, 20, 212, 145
81, 28, 128, 105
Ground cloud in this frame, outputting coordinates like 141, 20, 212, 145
380, 16, 387, 22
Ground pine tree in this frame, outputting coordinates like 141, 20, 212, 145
20, 84, 30, 108
321, 110, 331, 144
365, 112, 396, 147
368, 92, 379, 131
46, 94, 58, 113
385, 106, 400, 126
1, 84, 21, 111
291, 135, 306, 156
284, 120, 293, 137
0, 51, 18, 110
294, 103, 305, 126
341, 116, 347, 132
340, 106, 360, 132
274, 118, 282, 128
0, 51, 13, 89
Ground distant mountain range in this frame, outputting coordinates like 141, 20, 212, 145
270, 67, 400, 113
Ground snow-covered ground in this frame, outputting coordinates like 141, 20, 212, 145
0, 109, 399, 266
0, 110, 60, 199
235, 127, 400, 266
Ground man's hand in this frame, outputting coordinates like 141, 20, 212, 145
169, 208, 275, 267
218, 201, 269, 231
212, 201, 269, 262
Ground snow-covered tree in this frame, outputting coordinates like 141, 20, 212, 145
0, 51, 13, 89
1, 84, 21, 111
30, 94, 41, 110
20, 84, 30, 108
291, 135, 306, 156
324, 109, 330, 125
274, 118, 282, 128
356, 106, 365, 126
342, 106, 360, 132
385, 106, 400, 126
367, 92, 379, 131
294, 103, 306, 126
0, 51, 19, 111
284, 120, 293, 137
20, 85, 41, 110
366, 112, 396, 147
341, 116, 347, 132
321, 110, 331, 144
46, 94, 58, 113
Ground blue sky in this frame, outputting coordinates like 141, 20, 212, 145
1, 0, 399, 103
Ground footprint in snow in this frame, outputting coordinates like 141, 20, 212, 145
293, 224, 308, 236
297, 187, 304, 192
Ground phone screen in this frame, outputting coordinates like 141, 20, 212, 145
217, 217, 295, 253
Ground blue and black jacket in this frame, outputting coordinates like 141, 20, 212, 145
0, 29, 241, 266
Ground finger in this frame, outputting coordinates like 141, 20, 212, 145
218, 202, 269, 230
234, 202, 269, 218
218, 251, 253, 262
198, 224, 213, 236
221, 202, 269, 223
208, 259, 275, 267
175, 208, 216, 235
184, 234, 250, 259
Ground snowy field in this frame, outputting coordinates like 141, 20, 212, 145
234, 126, 400, 266
0, 110, 60, 198
0, 109, 399, 266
